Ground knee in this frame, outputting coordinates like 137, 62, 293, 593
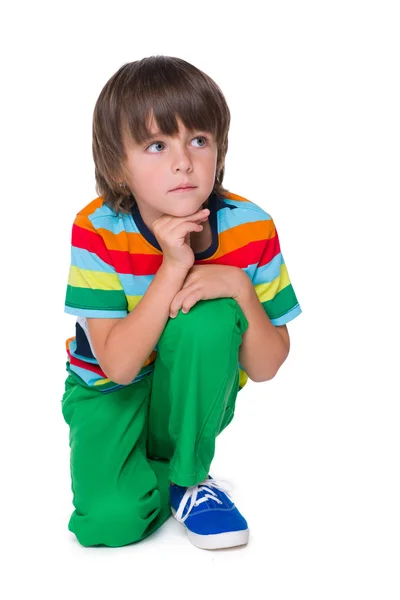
166, 298, 244, 342
70, 492, 160, 547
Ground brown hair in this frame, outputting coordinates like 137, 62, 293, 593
92, 55, 232, 214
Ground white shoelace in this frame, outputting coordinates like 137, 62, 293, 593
174, 477, 233, 523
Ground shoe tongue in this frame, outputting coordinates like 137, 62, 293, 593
202, 484, 233, 508
198, 483, 213, 494
198, 484, 219, 504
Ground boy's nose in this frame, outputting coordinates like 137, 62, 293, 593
172, 147, 193, 172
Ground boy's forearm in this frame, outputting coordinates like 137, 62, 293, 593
105, 263, 188, 385
235, 276, 289, 382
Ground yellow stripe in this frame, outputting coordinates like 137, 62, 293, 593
68, 266, 124, 290
239, 368, 248, 388
93, 378, 111, 386
254, 263, 290, 304
126, 295, 142, 312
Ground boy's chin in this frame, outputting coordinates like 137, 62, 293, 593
168, 196, 209, 215
166, 205, 205, 218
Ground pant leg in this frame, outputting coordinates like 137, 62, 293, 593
61, 372, 171, 547
146, 297, 249, 487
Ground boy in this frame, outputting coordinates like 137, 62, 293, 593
62, 55, 302, 550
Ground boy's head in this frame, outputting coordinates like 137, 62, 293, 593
92, 56, 231, 216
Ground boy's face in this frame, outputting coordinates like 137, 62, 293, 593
121, 114, 218, 230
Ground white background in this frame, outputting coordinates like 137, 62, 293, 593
1, 0, 399, 598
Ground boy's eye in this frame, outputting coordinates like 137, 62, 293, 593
192, 136, 208, 147
146, 136, 208, 153
146, 142, 165, 153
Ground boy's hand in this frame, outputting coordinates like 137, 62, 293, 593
169, 264, 250, 318
153, 208, 210, 272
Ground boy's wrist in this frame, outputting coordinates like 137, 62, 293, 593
158, 261, 190, 283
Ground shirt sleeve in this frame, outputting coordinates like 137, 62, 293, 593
64, 212, 128, 318
252, 214, 302, 326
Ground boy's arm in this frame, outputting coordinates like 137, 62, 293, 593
87, 263, 188, 385
235, 272, 290, 382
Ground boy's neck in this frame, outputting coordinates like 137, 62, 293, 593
190, 218, 212, 254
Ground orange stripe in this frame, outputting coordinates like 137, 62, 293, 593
99, 228, 162, 254
72, 197, 105, 232
78, 196, 104, 217
214, 219, 275, 257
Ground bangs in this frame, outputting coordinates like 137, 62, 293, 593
119, 57, 228, 146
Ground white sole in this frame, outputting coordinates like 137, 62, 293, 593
171, 507, 249, 550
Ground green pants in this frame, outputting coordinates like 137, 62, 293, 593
61, 297, 249, 547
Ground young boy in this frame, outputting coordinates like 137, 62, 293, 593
62, 55, 302, 550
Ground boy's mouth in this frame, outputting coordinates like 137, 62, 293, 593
169, 184, 197, 192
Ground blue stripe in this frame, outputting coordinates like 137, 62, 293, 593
252, 252, 284, 285
90, 204, 140, 234
65, 306, 127, 318
89, 203, 117, 221
270, 304, 302, 326
118, 273, 153, 295
71, 246, 117, 273
243, 264, 257, 280
102, 383, 125, 393
132, 367, 155, 382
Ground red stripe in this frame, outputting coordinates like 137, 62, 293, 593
110, 250, 163, 275
72, 224, 113, 267
67, 349, 107, 378
258, 231, 281, 268
198, 237, 280, 269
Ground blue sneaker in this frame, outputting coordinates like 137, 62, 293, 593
170, 476, 249, 549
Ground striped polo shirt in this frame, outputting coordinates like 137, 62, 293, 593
64, 190, 302, 393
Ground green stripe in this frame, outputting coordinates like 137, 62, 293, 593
65, 285, 127, 311
261, 284, 299, 320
